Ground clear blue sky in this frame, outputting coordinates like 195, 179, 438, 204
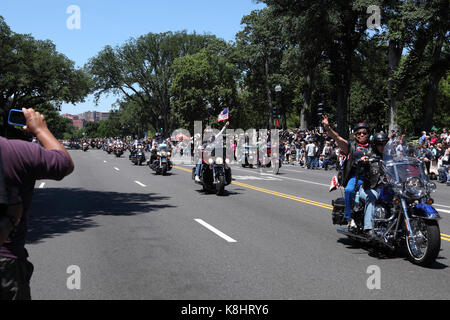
0, 0, 266, 115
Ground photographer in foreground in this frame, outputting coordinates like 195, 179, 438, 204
0, 108, 74, 300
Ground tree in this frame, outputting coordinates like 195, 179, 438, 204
0, 16, 91, 133
261, 0, 372, 138
87, 31, 217, 136
171, 43, 239, 131
235, 8, 289, 129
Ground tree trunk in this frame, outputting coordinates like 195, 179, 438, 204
387, 39, 403, 133
336, 84, 348, 139
265, 58, 273, 129
300, 71, 313, 130
422, 34, 446, 131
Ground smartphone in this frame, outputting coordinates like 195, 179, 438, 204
8, 109, 27, 127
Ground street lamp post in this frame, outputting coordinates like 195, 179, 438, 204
274, 85, 282, 129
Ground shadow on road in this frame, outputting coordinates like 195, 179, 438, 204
27, 188, 175, 244
337, 238, 448, 269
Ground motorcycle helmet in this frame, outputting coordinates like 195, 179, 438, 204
353, 122, 370, 132
372, 132, 388, 145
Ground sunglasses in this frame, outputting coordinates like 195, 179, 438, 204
355, 131, 368, 136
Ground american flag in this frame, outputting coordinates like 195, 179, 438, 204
218, 108, 229, 122
329, 176, 341, 192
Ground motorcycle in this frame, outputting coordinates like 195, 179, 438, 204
106, 143, 113, 154
240, 144, 257, 168
131, 145, 146, 166
332, 148, 441, 267
82, 142, 89, 152
114, 145, 124, 158
150, 143, 172, 175
257, 141, 282, 174
192, 148, 232, 196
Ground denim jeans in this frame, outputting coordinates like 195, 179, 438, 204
359, 188, 381, 230
344, 176, 365, 219
313, 156, 319, 169
306, 156, 313, 169
438, 165, 449, 183
195, 159, 203, 176
296, 149, 302, 161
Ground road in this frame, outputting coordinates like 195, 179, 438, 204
27, 149, 450, 300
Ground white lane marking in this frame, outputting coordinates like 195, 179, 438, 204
233, 175, 282, 181
234, 167, 330, 187
435, 204, 450, 209
114, 167, 120, 171
438, 209, 450, 214
282, 168, 307, 173
194, 219, 237, 243
38, 182, 45, 188
104, 160, 107, 163
135, 181, 146, 187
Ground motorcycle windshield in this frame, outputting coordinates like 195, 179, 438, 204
158, 144, 168, 152
383, 142, 427, 183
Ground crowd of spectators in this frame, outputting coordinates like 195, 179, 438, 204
274, 127, 450, 185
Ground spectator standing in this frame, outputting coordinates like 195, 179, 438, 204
0, 108, 74, 300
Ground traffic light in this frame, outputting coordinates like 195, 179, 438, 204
317, 103, 324, 117
272, 107, 281, 119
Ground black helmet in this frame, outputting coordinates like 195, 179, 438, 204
353, 122, 370, 132
373, 132, 388, 145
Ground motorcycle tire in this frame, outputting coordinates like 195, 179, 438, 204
216, 175, 225, 196
406, 219, 441, 267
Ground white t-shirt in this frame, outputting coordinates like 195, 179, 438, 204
306, 143, 317, 157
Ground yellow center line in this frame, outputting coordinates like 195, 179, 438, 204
174, 166, 450, 242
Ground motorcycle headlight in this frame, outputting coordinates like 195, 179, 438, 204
404, 177, 426, 199
216, 157, 223, 165
161, 151, 167, 156
225, 158, 231, 164
426, 182, 437, 193
208, 158, 214, 164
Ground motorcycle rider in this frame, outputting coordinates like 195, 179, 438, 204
321, 115, 371, 230
194, 121, 230, 182
359, 132, 389, 238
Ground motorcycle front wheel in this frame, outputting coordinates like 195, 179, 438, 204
406, 219, 441, 267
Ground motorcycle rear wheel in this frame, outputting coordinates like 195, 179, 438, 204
216, 176, 225, 196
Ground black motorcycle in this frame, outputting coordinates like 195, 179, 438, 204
192, 151, 232, 196
149, 143, 172, 175
114, 145, 124, 158
240, 144, 257, 168
131, 145, 146, 166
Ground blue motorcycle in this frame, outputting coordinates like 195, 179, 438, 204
333, 153, 441, 267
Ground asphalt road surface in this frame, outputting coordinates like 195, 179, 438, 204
27, 149, 450, 300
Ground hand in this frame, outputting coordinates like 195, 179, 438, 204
360, 156, 369, 163
321, 115, 329, 129
22, 108, 48, 136
225, 121, 230, 127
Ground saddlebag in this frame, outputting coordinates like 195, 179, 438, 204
332, 197, 346, 225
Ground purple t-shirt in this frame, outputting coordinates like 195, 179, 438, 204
0, 137, 71, 259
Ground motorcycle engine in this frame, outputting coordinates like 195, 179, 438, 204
373, 206, 387, 220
